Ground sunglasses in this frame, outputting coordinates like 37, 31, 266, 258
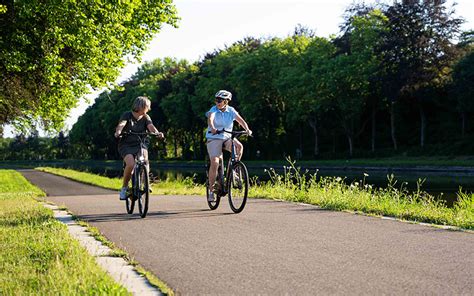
215, 98, 226, 103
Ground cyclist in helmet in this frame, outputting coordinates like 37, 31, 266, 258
206, 90, 252, 202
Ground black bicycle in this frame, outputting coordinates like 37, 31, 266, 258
120, 131, 158, 218
205, 130, 250, 213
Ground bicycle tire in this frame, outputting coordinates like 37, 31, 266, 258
126, 169, 136, 214
206, 162, 221, 210
228, 161, 249, 213
138, 165, 149, 218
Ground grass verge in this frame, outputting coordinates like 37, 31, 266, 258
37, 166, 203, 195
75, 220, 175, 295
0, 170, 129, 295
37, 164, 473, 230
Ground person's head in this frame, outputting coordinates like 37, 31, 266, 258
214, 90, 232, 108
132, 96, 151, 114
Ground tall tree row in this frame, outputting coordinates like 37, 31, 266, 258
10, 0, 471, 161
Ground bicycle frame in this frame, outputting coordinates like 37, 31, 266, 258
121, 131, 154, 218
215, 130, 247, 196
122, 132, 149, 194
206, 129, 250, 213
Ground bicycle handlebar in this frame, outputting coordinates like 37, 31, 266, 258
118, 131, 165, 142
208, 129, 252, 138
120, 131, 162, 137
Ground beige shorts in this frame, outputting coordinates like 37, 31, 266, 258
207, 139, 233, 158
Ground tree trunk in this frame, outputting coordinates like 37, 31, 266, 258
346, 134, 353, 157
173, 136, 178, 158
191, 133, 197, 160
419, 105, 426, 148
461, 111, 466, 138
308, 117, 319, 157
390, 100, 398, 150
200, 129, 205, 159
299, 126, 303, 157
371, 103, 376, 153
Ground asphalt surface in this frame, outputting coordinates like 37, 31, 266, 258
21, 169, 473, 295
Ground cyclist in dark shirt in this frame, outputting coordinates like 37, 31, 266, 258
114, 96, 164, 200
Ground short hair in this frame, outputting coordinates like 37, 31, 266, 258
132, 96, 151, 112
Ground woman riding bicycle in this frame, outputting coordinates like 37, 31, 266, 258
114, 96, 164, 200
206, 90, 252, 202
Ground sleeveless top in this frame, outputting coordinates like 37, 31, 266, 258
117, 111, 153, 157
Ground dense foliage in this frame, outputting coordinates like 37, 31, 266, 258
2, 1, 473, 161
0, 0, 177, 131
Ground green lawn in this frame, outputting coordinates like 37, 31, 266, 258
0, 170, 130, 295
36, 166, 204, 195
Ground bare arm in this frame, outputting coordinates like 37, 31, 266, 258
114, 120, 127, 138
147, 123, 164, 139
208, 112, 217, 134
235, 114, 252, 135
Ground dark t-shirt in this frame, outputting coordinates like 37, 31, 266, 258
118, 111, 153, 157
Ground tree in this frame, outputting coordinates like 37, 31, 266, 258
161, 63, 202, 159
379, 0, 463, 148
322, 10, 387, 157
231, 38, 291, 159
278, 35, 334, 157
451, 51, 474, 137
0, 0, 177, 131
339, 7, 388, 153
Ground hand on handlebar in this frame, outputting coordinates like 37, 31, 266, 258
153, 132, 165, 140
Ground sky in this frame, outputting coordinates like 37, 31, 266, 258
3, 0, 473, 137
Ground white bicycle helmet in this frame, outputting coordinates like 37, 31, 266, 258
215, 90, 232, 101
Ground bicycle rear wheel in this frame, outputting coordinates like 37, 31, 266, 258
206, 162, 221, 210
137, 165, 149, 218
228, 161, 249, 213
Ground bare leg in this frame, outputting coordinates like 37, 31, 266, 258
143, 149, 149, 173
234, 139, 243, 161
122, 154, 135, 188
208, 156, 220, 188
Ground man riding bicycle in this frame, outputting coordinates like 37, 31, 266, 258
206, 90, 252, 202
114, 96, 164, 200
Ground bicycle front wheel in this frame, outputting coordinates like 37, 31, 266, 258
137, 165, 149, 218
125, 190, 135, 214
228, 162, 249, 213
126, 170, 136, 214
206, 164, 221, 210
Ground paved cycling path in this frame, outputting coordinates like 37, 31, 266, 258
21, 170, 473, 295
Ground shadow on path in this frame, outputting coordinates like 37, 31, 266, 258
77, 208, 233, 223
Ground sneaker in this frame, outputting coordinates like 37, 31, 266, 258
212, 183, 220, 194
119, 187, 128, 200
207, 191, 215, 202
